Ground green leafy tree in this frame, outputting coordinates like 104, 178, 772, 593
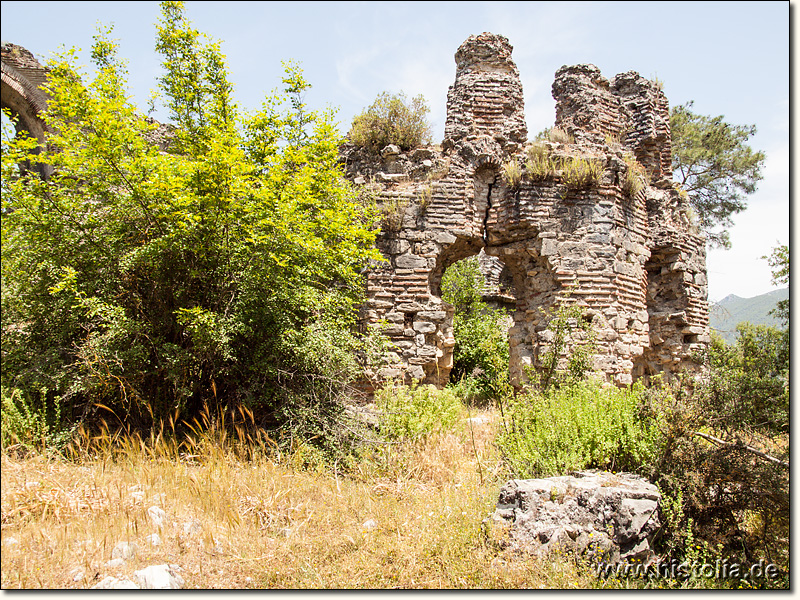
670, 101, 766, 248
348, 91, 432, 152
1, 1, 380, 450
764, 243, 789, 325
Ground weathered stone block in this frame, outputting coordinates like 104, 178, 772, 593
395, 253, 427, 269
412, 321, 436, 334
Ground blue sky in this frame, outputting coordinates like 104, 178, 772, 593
1, 1, 790, 301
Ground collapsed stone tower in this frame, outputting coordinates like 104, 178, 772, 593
342, 33, 709, 390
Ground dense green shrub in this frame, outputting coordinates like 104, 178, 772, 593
1, 387, 75, 454
647, 324, 789, 576
1, 2, 380, 451
375, 382, 463, 442
441, 257, 510, 404
349, 91, 432, 152
497, 379, 663, 478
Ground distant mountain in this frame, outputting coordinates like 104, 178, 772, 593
709, 287, 789, 344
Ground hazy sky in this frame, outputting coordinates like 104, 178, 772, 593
1, 1, 790, 301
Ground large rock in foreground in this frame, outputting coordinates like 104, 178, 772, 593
486, 470, 660, 563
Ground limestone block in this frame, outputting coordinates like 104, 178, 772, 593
417, 346, 438, 358
431, 230, 457, 244
387, 239, 411, 254
413, 321, 437, 334
376, 172, 408, 183
438, 352, 454, 368
382, 324, 404, 336
411, 147, 434, 161
378, 367, 402, 379
417, 310, 448, 322
615, 372, 633, 386
396, 302, 425, 312
381, 144, 401, 157
408, 364, 425, 380
488, 471, 660, 561
368, 299, 394, 309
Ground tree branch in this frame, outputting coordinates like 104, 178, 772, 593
693, 431, 789, 470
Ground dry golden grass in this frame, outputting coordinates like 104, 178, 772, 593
1, 410, 602, 589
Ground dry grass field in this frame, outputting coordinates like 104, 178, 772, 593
1, 409, 609, 589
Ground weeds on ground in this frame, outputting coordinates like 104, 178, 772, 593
374, 382, 463, 442
497, 379, 662, 479
1, 387, 75, 456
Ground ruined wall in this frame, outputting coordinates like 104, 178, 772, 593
346, 33, 709, 392
2, 36, 710, 393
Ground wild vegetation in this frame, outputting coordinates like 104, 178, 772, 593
0, 2, 788, 589
2, 2, 381, 458
348, 91, 432, 152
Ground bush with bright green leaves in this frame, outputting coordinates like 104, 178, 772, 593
497, 379, 663, 479
348, 91, 432, 152
1, 387, 75, 454
441, 257, 510, 404
375, 382, 463, 442
1, 1, 380, 453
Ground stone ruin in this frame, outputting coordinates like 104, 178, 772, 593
485, 471, 661, 563
2, 35, 710, 393
341, 32, 709, 391
1, 43, 53, 178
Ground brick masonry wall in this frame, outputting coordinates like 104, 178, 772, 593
347, 32, 709, 393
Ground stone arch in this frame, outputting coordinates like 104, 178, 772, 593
1, 43, 52, 178
354, 31, 710, 393
428, 236, 483, 299
483, 242, 562, 388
